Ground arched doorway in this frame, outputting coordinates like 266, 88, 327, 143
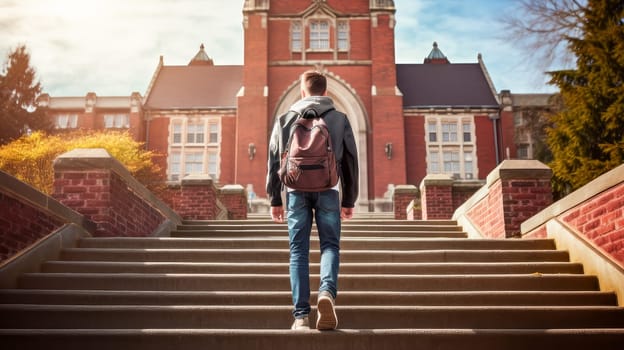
273, 72, 370, 212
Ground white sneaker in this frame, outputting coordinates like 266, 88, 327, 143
316, 291, 338, 330
291, 316, 310, 330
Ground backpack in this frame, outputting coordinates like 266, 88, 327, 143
278, 108, 339, 192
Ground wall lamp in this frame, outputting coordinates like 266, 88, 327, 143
384, 142, 393, 160
248, 143, 256, 160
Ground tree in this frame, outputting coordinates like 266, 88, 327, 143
0, 45, 51, 145
505, 0, 624, 195
547, 0, 624, 194
0, 130, 165, 195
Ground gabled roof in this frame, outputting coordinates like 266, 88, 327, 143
397, 63, 499, 108
144, 65, 243, 110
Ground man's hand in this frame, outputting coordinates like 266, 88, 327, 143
271, 205, 285, 223
340, 207, 354, 221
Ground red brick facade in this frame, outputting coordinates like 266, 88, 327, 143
40, 0, 532, 212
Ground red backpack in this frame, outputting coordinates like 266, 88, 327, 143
278, 108, 339, 192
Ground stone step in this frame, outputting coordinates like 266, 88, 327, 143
182, 219, 458, 226
171, 229, 468, 238
39, 261, 584, 275
58, 248, 571, 263
0, 290, 616, 306
17, 273, 599, 292
77, 237, 556, 250
2, 304, 623, 329
2, 328, 623, 350
176, 224, 463, 232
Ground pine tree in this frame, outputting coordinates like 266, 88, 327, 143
547, 0, 624, 194
0, 45, 51, 145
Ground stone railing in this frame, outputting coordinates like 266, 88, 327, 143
521, 163, 624, 305
53, 148, 181, 237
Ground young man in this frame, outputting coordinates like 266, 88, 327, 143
266, 70, 359, 330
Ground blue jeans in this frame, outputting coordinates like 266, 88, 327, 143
287, 190, 341, 319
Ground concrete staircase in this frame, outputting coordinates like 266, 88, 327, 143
1, 219, 623, 349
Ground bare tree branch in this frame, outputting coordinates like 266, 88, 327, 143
501, 0, 586, 74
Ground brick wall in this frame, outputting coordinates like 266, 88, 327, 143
164, 177, 219, 220
420, 175, 454, 220
523, 177, 624, 266
219, 185, 248, 220
162, 177, 248, 221
53, 149, 180, 237
455, 160, 553, 238
393, 185, 418, 220
0, 170, 94, 265
561, 185, 624, 264
0, 192, 63, 263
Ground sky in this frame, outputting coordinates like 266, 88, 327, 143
0, 0, 559, 97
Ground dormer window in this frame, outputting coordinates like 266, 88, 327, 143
309, 20, 330, 50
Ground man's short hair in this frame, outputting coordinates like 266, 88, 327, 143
301, 70, 327, 96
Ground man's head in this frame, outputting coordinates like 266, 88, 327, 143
300, 70, 327, 97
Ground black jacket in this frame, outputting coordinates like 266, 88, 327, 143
266, 96, 359, 208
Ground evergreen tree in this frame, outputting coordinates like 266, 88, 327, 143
547, 0, 624, 194
0, 45, 50, 145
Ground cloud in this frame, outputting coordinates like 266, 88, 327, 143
0, 0, 555, 96
0, 0, 243, 96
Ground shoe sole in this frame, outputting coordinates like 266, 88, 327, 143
316, 297, 337, 330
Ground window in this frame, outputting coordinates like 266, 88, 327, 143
337, 21, 349, 51
187, 121, 204, 144
517, 145, 529, 159
185, 152, 203, 175
209, 123, 219, 144
207, 152, 218, 177
429, 151, 440, 173
291, 21, 302, 51
168, 118, 220, 181
172, 122, 182, 144
442, 123, 457, 142
463, 123, 471, 142
428, 123, 437, 142
443, 151, 460, 174
104, 114, 129, 128
170, 152, 181, 181
309, 20, 330, 50
426, 117, 477, 179
464, 152, 473, 179
56, 114, 77, 129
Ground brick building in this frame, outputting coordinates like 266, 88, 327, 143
39, 0, 550, 212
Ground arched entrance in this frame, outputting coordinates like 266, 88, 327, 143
273, 72, 370, 212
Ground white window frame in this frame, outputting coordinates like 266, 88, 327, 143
167, 117, 221, 181
309, 19, 330, 50
104, 114, 129, 129
425, 115, 478, 180
291, 21, 302, 52
337, 20, 349, 51
55, 114, 78, 129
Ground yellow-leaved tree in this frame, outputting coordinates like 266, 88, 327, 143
0, 130, 164, 195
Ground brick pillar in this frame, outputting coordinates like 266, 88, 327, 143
494, 160, 553, 237
219, 185, 248, 220
392, 185, 418, 220
420, 174, 454, 220
175, 175, 219, 220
